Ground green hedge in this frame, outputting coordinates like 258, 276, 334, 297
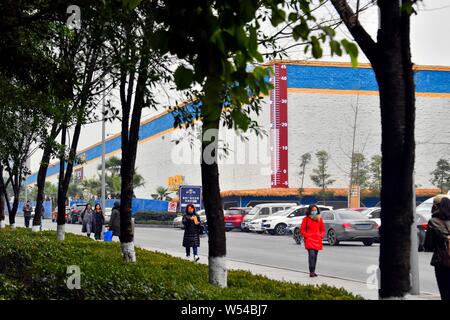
134, 211, 178, 222
0, 228, 362, 300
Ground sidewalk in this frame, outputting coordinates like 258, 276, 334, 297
142, 245, 441, 300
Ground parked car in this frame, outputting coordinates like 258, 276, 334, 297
360, 207, 381, 226
52, 207, 70, 222
68, 203, 87, 224
265, 205, 333, 235
286, 205, 333, 236
321, 210, 379, 246
241, 203, 297, 232
292, 210, 379, 246
224, 207, 252, 231
172, 209, 206, 229
173, 215, 183, 228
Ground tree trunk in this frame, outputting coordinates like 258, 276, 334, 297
9, 191, 19, 228
57, 124, 67, 241
201, 114, 227, 288
33, 123, 59, 230
375, 1, 415, 298
331, 0, 415, 299
0, 166, 5, 229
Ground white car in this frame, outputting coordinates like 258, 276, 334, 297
360, 207, 381, 226
247, 217, 267, 233
285, 205, 334, 235
241, 203, 298, 232
263, 205, 333, 235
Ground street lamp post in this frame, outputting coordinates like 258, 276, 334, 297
410, 171, 420, 295
101, 91, 107, 238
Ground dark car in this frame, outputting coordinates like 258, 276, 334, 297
322, 210, 380, 246
224, 207, 252, 231
68, 204, 87, 224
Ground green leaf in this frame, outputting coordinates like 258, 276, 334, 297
311, 36, 323, 58
292, 21, 310, 41
330, 40, 342, 56
270, 8, 286, 27
341, 39, 359, 67
174, 66, 194, 90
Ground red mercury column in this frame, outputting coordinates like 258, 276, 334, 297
270, 63, 289, 188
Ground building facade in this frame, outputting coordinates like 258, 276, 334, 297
26, 61, 450, 199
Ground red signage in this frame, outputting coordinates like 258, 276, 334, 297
270, 64, 289, 188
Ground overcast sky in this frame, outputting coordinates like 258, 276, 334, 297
28, 1, 450, 172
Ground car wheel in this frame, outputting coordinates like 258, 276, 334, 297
327, 229, 339, 246
293, 227, 303, 245
225, 228, 232, 232
363, 240, 373, 246
268, 230, 276, 235
274, 223, 287, 235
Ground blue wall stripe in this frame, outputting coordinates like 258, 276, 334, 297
287, 65, 450, 93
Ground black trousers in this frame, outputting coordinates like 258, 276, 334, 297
24, 216, 31, 228
94, 232, 102, 240
308, 249, 319, 273
435, 266, 450, 300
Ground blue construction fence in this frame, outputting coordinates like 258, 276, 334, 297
15, 201, 53, 218
69, 198, 170, 215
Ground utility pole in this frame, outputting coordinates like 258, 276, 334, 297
410, 171, 420, 295
101, 91, 107, 238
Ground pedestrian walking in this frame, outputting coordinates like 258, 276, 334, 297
81, 203, 96, 238
424, 196, 450, 300
182, 204, 201, 262
23, 201, 32, 228
93, 203, 105, 240
300, 204, 325, 277
108, 201, 121, 238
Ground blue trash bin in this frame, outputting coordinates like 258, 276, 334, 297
104, 230, 113, 242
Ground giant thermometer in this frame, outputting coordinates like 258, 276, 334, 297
270, 63, 289, 188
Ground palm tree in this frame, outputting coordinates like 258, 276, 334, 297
151, 186, 172, 201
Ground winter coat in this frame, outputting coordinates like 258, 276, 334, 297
424, 200, 450, 267
81, 208, 96, 234
300, 216, 325, 251
109, 206, 120, 237
93, 210, 105, 233
182, 213, 201, 248
23, 205, 32, 218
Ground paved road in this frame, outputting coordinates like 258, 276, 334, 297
19, 219, 440, 295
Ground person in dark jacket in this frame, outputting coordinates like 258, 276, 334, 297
81, 203, 95, 238
300, 204, 325, 277
23, 201, 32, 228
424, 197, 450, 300
108, 201, 121, 237
93, 204, 105, 240
182, 204, 201, 262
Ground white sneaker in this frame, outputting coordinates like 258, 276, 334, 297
185, 255, 191, 260
194, 255, 200, 262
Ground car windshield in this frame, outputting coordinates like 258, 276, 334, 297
361, 208, 378, 215
225, 210, 243, 215
416, 202, 433, 213
248, 207, 260, 215
337, 211, 367, 220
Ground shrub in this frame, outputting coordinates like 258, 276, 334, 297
134, 211, 177, 222
0, 228, 362, 300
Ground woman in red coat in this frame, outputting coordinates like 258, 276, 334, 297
300, 204, 325, 277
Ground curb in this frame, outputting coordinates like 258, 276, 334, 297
135, 224, 174, 229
